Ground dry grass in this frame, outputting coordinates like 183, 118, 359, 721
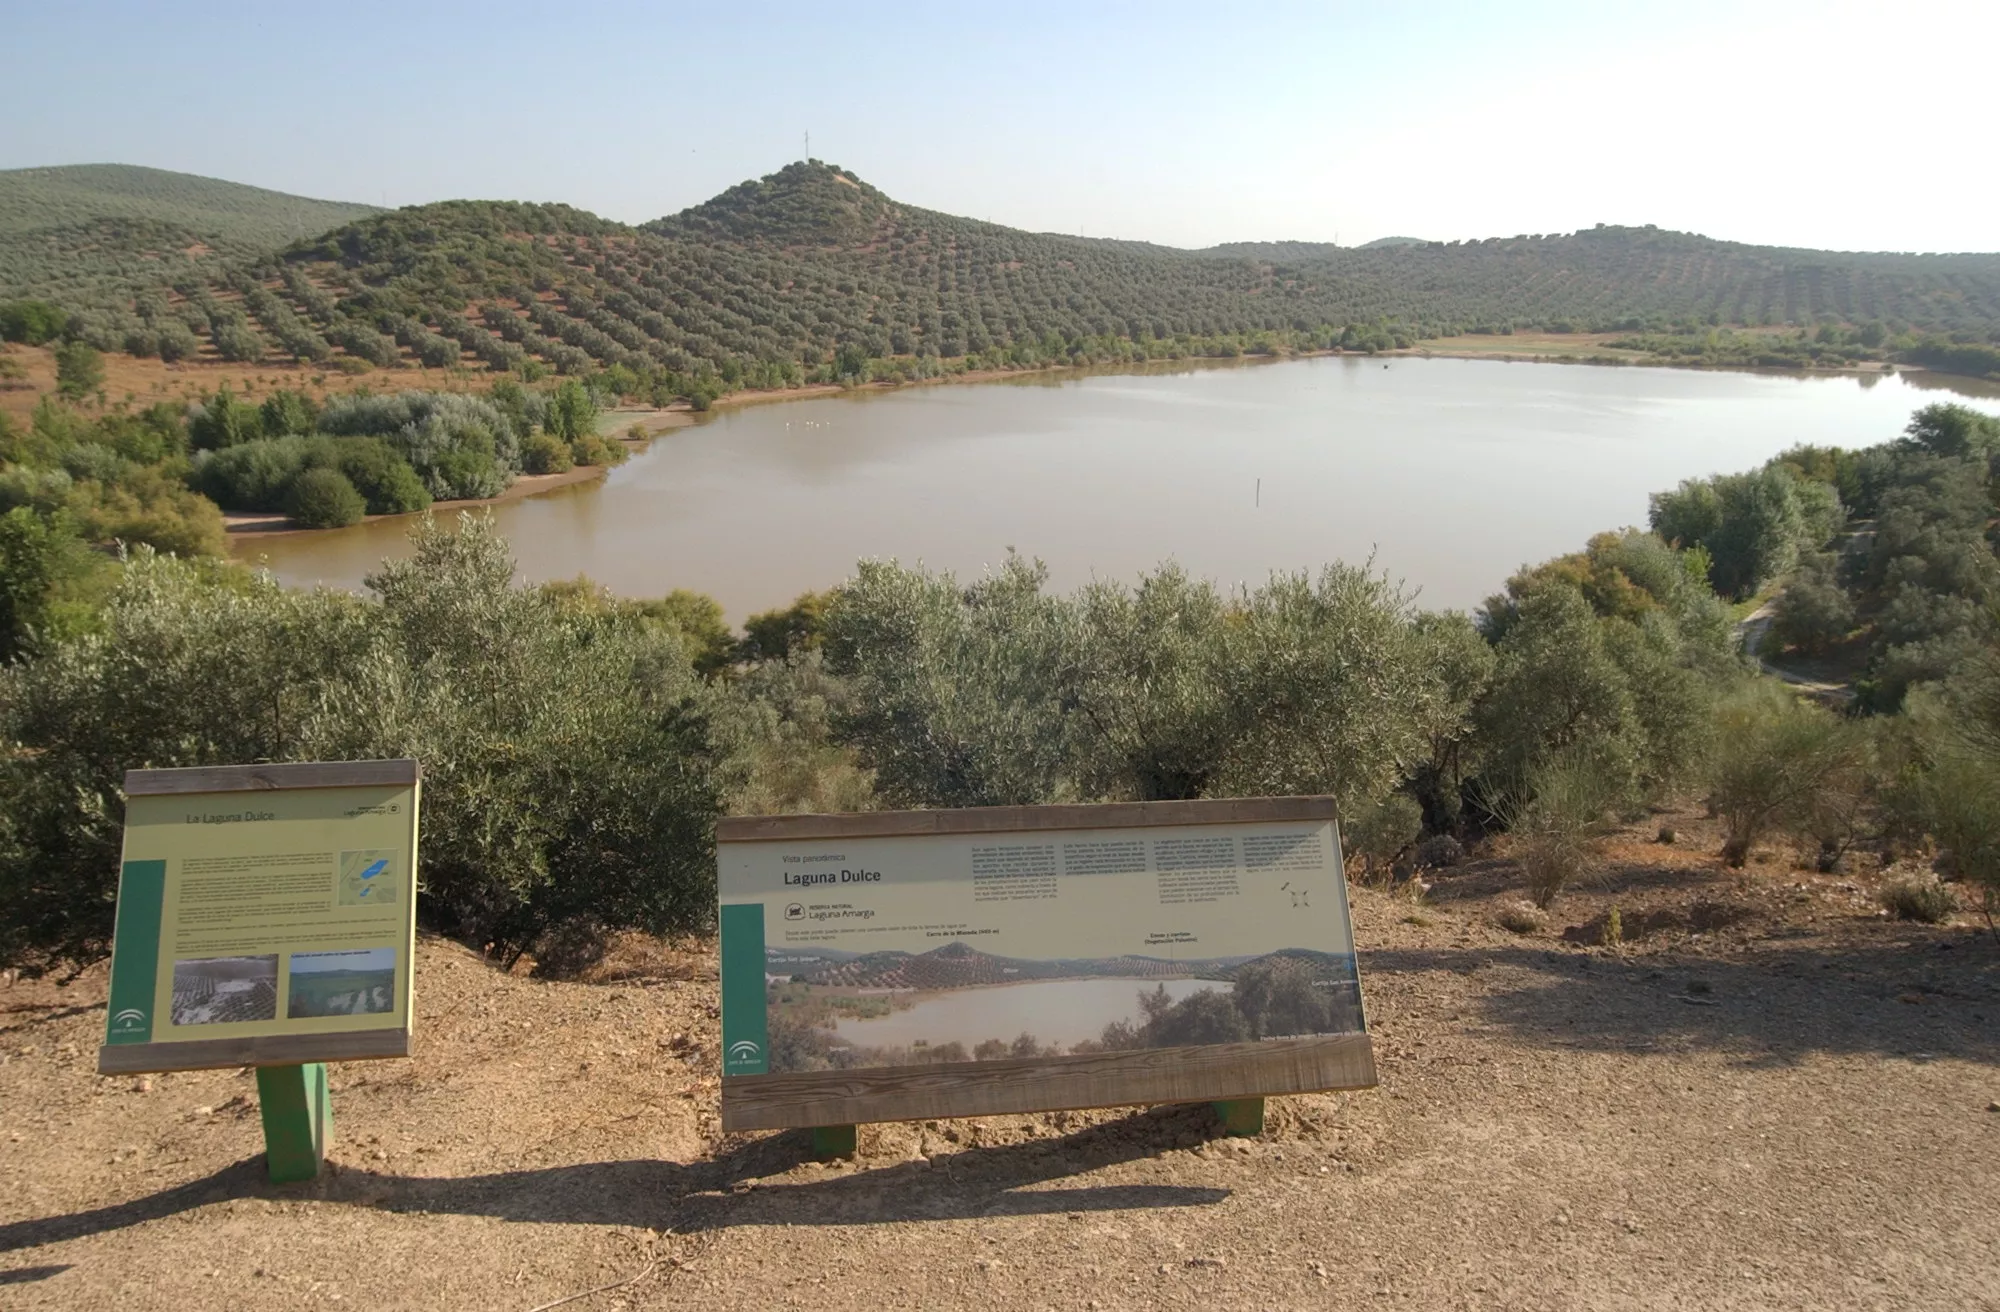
1880, 875, 1959, 924
0, 343, 503, 425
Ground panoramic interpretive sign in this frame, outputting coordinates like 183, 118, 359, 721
716, 797, 1377, 1133
97, 760, 422, 1077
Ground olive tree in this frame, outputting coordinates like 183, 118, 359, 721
1069, 565, 1241, 800
0, 516, 724, 974
824, 554, 1083, 807
1213, 564, 1437, 812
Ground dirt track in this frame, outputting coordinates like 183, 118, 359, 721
3, 812, 1997, 1310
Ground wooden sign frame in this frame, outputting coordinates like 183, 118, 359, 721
717, 797, 1376, 1136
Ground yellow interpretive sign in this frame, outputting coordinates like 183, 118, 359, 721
98, 760, 421, 1076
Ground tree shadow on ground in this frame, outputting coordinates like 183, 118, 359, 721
0, 1264, 71, 1284
0, 1103, 1231, 1253
1362, 931, 2000, 1068
1421, 856, 1722, 907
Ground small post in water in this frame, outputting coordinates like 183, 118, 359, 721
257, 1063, 332, 1183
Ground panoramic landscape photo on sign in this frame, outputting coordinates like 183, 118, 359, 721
718, 801, 1366, 1087
99, 761, 422, 1074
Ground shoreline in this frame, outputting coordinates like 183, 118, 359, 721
224, 407, 693, 539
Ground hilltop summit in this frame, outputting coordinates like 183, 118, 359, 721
645, 160, 897, 247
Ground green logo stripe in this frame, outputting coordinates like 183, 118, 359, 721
719, 903, 768, 1076
105, 860, 166, 1045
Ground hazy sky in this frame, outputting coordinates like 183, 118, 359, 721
6, 0, 1995, 252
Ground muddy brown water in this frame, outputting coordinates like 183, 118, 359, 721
239, 357, 2000, 617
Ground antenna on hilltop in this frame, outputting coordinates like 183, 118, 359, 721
804, 130, 810, 161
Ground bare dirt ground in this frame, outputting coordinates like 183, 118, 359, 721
3, 809, 1998, 1311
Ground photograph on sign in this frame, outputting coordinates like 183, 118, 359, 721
99, 761, 421, 1075
170, 954, 278, 1026
287, 947, 399, 1018
718, 801, 1371, 1128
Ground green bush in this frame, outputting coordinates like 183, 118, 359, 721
569, 434, 624, 466
334, 438, 432, 515
0, 518, 724, 974
1493, 748, 1617, 908
187, 385, 264, 451
54, 341, 104, 400
1344, 792, 1422, 880
1708, 685, 1870, 867
285, 467, 366, 528
428, 447, 507, 500
0, 300, 67, 345
188, 437, 309, 512
522, 432, 573, 474
545, 378, 598, 440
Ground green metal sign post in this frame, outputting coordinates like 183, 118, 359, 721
257, 1063, 333, 1183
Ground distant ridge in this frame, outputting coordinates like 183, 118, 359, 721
0, 164, 377, 239
0, 163, 378, 314
6, 159, 1999, 378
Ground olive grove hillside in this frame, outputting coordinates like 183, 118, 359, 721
0, 164, 378, 323
6, 161, 2000, 403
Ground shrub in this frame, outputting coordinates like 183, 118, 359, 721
211, 320, 266, 363
54, 342, 105, 401
0, 517, 724, 973
189, 437, 316, 512
1496, 900, 1546, 934
1414, 833, 1465, 869
317, 389, 524, 496
285, 468, 366, 528
1709, 685, 1869, 867
569, 434, 625, 466
1879, 876, 1956, 923
69, 468, 228, 557
522, 432, 573, 474
0, 300, 66, 345
156, 322, 199, 363
1496, 749, 1616, 908
428, 447, 507, 500
1344, 792, 1422, 880
334, 438, 431, 515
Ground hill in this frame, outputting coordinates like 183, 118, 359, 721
0, 164, 378, 334
7, 160, 2000, 383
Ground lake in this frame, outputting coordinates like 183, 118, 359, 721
240, 357, 2000, 618
831, 976, 1219, 1051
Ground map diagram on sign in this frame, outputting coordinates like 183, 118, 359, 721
338, 850, 400, 907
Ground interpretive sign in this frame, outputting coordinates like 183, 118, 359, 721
716, 797, 1376, 1133
97, 760, 422, 1077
